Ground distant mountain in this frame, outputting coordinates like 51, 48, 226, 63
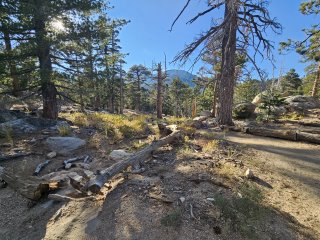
165, 69, 196, 87
144, 69, 196, 89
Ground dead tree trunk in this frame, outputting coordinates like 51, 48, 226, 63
311, 63, 320, 97
212, 74, 219, 117
216, 0, 238, 126
156, 63, 163, 119
85, 131, 180, 193
120, 63, 124, 114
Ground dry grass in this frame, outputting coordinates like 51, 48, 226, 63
203, 140, 220, 153
216, 163, 240, 179
165, 116, 188, 125
60, 112, 150, 140
131, 140, 148, 150
57, 125, 71, 136
280, 112, 303, 121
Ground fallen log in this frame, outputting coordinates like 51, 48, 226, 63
0, 152, 31, 161
0, 166, 59, 200
296, 131, 320, 144
48, 193, 95, 202
84, 130, 181, 194
245, 127, 297, 141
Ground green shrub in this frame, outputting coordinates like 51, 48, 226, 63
257, 90, 286, 122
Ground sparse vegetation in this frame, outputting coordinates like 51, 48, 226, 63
0, 125, 13, 144
57, 125, 71, 136
214, 184, 267, 239
203, 139, 220, 153
160, 210, 182, 227
61, 112, 150, 140
280, 112, 304, 121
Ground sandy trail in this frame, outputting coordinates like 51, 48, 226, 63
224, 131, 320, 237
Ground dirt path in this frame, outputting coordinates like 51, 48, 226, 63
224, 131, 320, 237
1, 129, 319, 240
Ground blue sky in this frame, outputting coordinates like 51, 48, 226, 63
109, 0, 318, 78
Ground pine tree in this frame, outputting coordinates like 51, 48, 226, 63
281, 0, 320, 96
280, 69, 302, 95
0, 0, 126, 118
127, 65, 151, 111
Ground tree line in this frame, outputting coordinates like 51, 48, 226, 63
0, 0, 319, 125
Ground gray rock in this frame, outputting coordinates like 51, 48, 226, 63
46, 137, 86, 155
109, 149, 132, 161
0, 119, 37, 136
252, 91, 268, 105
0, 110, 18, 123
193, 116, 208, 121
233, 103, 256, 119
0, 114, 70, 137
285, 95, 320, 111
273, 106, 287, 116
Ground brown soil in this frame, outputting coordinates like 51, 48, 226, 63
223, 131, 320, 238
0, 125, 319, 240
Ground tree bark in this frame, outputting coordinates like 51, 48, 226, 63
76, 56, 85, 112
34, 4, 57, 119
3, 31, 20, 97
216, 0, 238, 126
311, 63, 320, 97
42, 82, 58, 119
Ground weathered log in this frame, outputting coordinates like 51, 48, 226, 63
278, 119, 320, 128
0, 152, 31, 161
33, 160, 51, 176
64, 155, 86, 165
48, 193, 95, 202
0, 166, 58, 200
296, 132, 320, 144
83, 155, 91, 164
85, 131, 181, 194
245, 127, 297, 141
